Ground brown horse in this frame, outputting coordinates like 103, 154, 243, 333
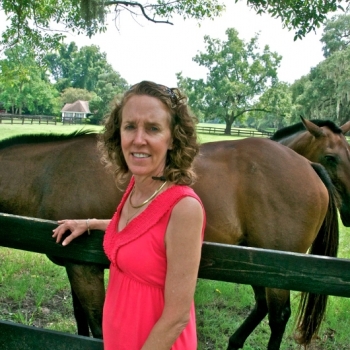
271, 117, 350, 226
0, 131, 340, 349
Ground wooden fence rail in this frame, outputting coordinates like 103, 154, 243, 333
0, 114, 57, 125
1, 212, 350, 349
196, 125, 273, 137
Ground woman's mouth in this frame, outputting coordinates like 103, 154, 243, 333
132, 153, 150, 158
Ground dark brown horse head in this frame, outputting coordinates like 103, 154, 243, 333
271, 117, 350, 226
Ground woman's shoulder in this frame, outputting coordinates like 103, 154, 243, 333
166, 184, 201, 201
165, 185, 204, 219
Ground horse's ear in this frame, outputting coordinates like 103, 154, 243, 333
340, 121, 350, 135
300, 116, 324, 138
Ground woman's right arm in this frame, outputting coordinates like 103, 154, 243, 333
52, 218, 111, 246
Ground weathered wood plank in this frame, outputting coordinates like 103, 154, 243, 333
1, 213, 350, 297
0, 213, 109, 266
0, 320, 103, 350
199, 243, 350, 297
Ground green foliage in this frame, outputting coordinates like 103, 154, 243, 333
60, 87, 96, 104
291, 47, 350, 124
244, 0, 342, 40
0, 0, 343, 63
253, 81, 293, 129
45, 43, 115, 92
153, 0, 224, 20
0, 41, 129, 120
321, 13, 350, 58
0, 0, 225, 60
0, 44, 60, 115
177, 28, 281, 133
90, 71, 129, 123
287, 13, 350, 125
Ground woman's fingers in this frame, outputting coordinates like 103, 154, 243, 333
52, 220, 79, 245
52, 219, 89, 246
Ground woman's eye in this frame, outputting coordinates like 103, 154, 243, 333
124, 124, 135, 130
149, 126, 159, 132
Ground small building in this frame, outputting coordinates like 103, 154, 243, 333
61, 100, 91, 123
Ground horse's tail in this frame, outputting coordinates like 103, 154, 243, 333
295, 162, 340, 346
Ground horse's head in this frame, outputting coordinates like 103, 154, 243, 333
300, 117, 350, 226
271, 117, 350, 226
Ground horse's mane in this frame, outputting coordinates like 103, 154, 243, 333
0, 129, 98, 150
270, 119, 342, 141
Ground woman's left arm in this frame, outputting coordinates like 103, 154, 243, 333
141, 196, 204, 350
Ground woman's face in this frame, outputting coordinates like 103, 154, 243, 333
120, 94, 173, 179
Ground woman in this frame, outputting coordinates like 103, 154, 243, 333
52, 81, 206, 349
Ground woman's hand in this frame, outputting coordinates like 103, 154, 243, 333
52, 219, 88, 246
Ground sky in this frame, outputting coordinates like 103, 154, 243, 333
0, 0, 334, 87
63, 0, 327, 87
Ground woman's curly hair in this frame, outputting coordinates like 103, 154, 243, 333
98, 80, 200, 186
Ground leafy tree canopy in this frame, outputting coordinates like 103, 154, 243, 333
45, 42, 115, 92
0, 44, 60, 115
253, 81, 292, 129
60, 87, 96, 104
291, 46, 350, 125
177, 28, 281, 133
321, 12, 350, 57
0, 0, 345, 60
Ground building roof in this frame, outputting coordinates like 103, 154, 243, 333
61, 100, 91, 113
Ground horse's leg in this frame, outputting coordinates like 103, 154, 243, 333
266, 288, 291, 350
71, 286, 90, 336
227, 285, 268, 350
65, 262, 105, 338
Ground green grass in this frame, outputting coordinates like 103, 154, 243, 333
0, 123, 103, 140
1, 123, 350, 349
1, 241, 349, 349
195, 221, 350, 349
0, 248, 75, 333
0, 123, 243, 143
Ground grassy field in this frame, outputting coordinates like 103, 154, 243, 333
0, 122, 247, 143
1, 123, 350, 349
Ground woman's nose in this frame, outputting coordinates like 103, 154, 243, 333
133, 128, 146, 145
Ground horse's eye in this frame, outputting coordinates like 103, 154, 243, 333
324, 155, 338, 166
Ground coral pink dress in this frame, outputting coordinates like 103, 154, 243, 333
103, 178, 205, 350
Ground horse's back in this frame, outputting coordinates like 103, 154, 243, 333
0, 134, 121, 219
193, 138, 329, 253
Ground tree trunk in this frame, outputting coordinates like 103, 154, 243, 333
224, 120, 231, 135
224, 112, 237, 135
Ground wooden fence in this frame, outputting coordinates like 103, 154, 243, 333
1, 212, 350, 349
62, 117, 89, 125
196, 125, 273, 137
0, 114, 57, 125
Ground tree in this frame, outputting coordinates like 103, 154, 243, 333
290, 47, 350, 125
45, 43, 115, 92
0, 0, 344, 61
0, 44, 59, 115
177, 28, 281, 134
321, 13, 350, 57
45, 42, 129, 123
253, 81, 293, 129
45, 42, 79, 91
0, 0, 224, 58
89, 71, 129, 123
291, 11, 350, 124
60, 87, 96, 104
